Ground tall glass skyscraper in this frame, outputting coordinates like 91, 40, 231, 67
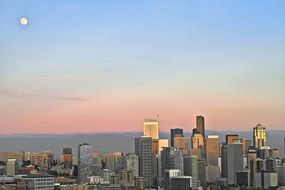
78, 143, 95, 182
196, 116, 205, 138
170, 128, 184, 147
135, 136, 153, 187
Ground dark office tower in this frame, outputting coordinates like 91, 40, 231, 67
226, 134, 238, 144
170, 176, 192, 190
266, 158, 275, 171
161, 147, 184, 190
135, 136, 153, 188
227, 141, 243, 185
63, 148, 72, 169
221, 144, 227, 178
183, 155, 198, 189
247, 149, 257, 187
236, 170, 250, 188
198, 159, 207, 186
196, 116, 205, 138
170, 128, 184, 147
161, 147, 184, 176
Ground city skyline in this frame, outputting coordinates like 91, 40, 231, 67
0, 116, 285, 189
1, 0, 285, 134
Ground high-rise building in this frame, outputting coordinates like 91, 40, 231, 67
92, 151, 102, 176
253, 123, 266, 149
152, 154, 162, 187
135, 136, 153, 187
198, 159, 207, 186
30, 151, 53, 167
242, 139, 251, 154
122, 153, 139, 177
206, 165, 220, 183
247, 149, 257, 187
255, 171, 278, 189
227, 141, 243, 185
174, 136, 190, 156
277, 164, 285, 186
170, 128, 184, 147
170, 176, 192, 190
6, 159, 16, 176
191, 130, 204, 149
205, 135, 220, 166
183, 155, 198, 189
236, 170, 250, 188
163, 169, 181, 190
104, 152, 122, 173
152, 139, 168, 155
220, 144, 227, 178
62, 148, 72, 169
226, 134, 238, 144
161, 147, 184, 176
143, 119, 159, 140
78, 143, 95, 182
196, 116, 205, 138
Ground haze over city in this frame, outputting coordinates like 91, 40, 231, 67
1, 1, 285, 134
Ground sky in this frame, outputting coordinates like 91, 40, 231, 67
0, 0, 285, 134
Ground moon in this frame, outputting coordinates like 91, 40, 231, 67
20, 17, 28, 26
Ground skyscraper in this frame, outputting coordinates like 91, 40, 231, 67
164, 169, 182, 190
152, 139, 168, 155
161, 147, 184, 176
253, 123, 266, 149
78, 143, 95, 182
191, 129, 204, 149
221, 144, 228, 178
143, 119, 159, 140
191, 129, 204, 160
247, 149, 257, 187
6, 159, 16, 176
174, 136, 190, 156
226, 134, 238, 144
183, 155, 198, 189
170, 128, 184, 147
198, 159, 207, 186
62, 148, 72, 169
104, 151, 122, 173
227, 141, 243, 185
196, 116, 205, 138
205, 135, 220, 166
122, 153, 139, 177
135, 136, 153, 187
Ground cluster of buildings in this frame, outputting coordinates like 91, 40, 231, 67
0, 116, 285, 190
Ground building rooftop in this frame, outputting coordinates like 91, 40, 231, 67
21, 174, 54, 178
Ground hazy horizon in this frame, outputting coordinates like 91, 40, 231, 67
1, 129, 285, 136
0, 131, 284, 158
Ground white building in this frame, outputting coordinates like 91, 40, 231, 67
6, 159, 16, 176
18, 174, 54, 190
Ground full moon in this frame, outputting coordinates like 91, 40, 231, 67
20, 17, 28, 26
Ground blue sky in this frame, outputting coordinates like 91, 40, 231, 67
0, 0, 285, 133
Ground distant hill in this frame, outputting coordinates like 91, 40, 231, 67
0, 131, 284, 158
